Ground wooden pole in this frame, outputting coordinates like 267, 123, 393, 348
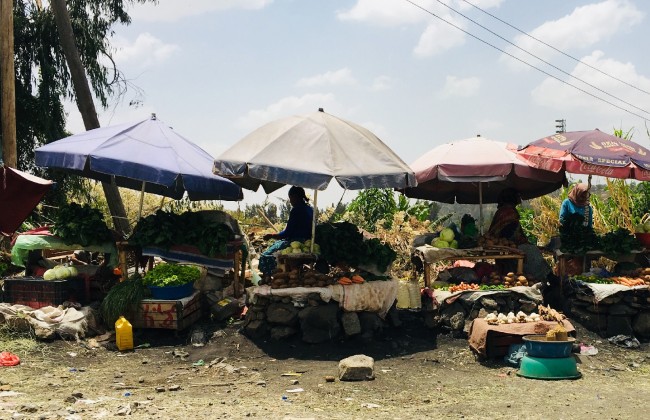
0, 0, 17, 168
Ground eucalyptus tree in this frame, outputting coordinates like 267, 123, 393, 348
4, 0, 155, 234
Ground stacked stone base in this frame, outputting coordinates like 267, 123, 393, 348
244, 293, 394, 343
565, 284, 650, 339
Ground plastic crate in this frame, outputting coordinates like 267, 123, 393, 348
2, 276, 85, 309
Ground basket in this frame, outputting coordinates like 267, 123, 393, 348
2, 276, 85, 308
148, 282, 195, 300
523, 334, 575, 358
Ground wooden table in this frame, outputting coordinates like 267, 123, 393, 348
554, 249, 648, 279
419, 246, 525, 288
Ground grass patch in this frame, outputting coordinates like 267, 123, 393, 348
0, 324, 43, 356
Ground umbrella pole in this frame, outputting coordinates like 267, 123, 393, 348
310, 189, 318, 254
479, 183, 484, 235
138, 181, 145, 220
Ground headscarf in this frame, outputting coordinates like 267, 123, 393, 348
568, 183, 590, 207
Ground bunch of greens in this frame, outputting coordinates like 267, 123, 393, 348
100, 273, 146, 328
479, 284, 506, 290
599, 228, 641, 256
559, 213, 600, 254
130, 211, 234, 257
53, 203, 114, 246
142, 263, 201, 287
315, 222, 397, 275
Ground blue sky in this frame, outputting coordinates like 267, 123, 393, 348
64, 0, 650, 209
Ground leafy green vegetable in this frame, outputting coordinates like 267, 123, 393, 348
52, 203, 114, 246
559, 213, 600, 254
129, 210, 234, 257
315, 222, 397, 275
142, 263, 201, 287
100, 273, 146, 328
599, 228, 641, 256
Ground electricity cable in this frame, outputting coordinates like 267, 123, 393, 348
430, 0, 650, 117
459, 0, 650, 97
402, 0, 650, 122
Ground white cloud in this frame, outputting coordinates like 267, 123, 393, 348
296, 68, 356, 87
414, 16, 466, 57
128, 0, 273, 23
531, 50, 650, 116
440, 75, 481, 98
370, 75, 392, 91
235, 93, 338, 132
337, 0, 432, 26
502, 0, 644, 68
457, 0, 505, 11
112, 33, 179, 67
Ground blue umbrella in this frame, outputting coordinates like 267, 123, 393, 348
35, 114, 243, 205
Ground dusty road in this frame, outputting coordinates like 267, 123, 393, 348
1, 312, 648, 420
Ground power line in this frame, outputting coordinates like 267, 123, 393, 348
460, 0, 650, 97
431, 0, 650, 117
402, 0, 650, 122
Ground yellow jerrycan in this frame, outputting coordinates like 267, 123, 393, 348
115, 316, 134, 351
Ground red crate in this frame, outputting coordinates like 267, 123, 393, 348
2, 276, 85, 309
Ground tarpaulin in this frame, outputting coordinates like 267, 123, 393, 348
1, 166, 52, 235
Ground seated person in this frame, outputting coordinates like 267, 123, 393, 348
487, 188, 551, 281
259, 186, 314, 279
25, 249, 54, 277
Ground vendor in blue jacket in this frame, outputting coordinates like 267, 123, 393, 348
559, 183, 593, 228
259, 186, 314, 279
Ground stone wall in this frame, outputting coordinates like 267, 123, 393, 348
564, 281, 650, 339
243, 293, 397, 343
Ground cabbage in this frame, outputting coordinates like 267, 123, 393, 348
291, 248, 302, 254
54, 266, 69, 280
433, 239, 449, 248
644, 221, 650, 232
450, 239, 458, 249
43, 269, 56, 281
68, 266, 78, 277
290, 241, 302, 249
440, 228, 455, 242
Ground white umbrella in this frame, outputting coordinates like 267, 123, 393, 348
214, 108, 417, 250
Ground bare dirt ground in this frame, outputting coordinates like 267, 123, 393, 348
1, 311, 649, 420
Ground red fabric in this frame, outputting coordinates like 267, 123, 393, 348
0, 351, 20, 366
0, 166, 52, 235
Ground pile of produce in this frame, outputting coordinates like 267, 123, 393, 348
269, 267, 333, 289
570, 267, 650, 286
560, 215, 641, 255
130, 210, 234, 257
315, 222, 396, 273
485, 311, 541, 325
546, 325, 569, 341
278, 239, 321, 255
42, 265, 78, 281
634, 215, 650, 233
142, 263, 202, 287
477, 234, 518, 248
431, 227, 458, 249
53, 203, 114, 246
100, 273, 146, 327
449, 282, 479, 293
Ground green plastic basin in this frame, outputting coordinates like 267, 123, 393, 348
517, 355, 581, 380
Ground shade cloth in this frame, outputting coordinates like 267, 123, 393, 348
0, 166, 52, 235
11, 234, 118, 268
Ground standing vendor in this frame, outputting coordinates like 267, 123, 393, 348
259, 186, 314, 279
560, 183, 592, 228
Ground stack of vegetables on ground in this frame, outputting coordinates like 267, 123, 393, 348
100, 273, 146, 327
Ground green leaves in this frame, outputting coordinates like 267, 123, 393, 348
129, 211, 234, 257
52, 202, 113, 246
142, 264, 201, 287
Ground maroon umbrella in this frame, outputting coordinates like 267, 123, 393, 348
0, 166, 52, 235
515, 129, 650, 181
401, 137, 566, 229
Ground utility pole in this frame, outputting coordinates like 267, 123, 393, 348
555, 119, 566, 133
0, 0, 17, 168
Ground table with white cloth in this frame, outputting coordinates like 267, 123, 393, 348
414, 245, 525, 287
246, 280, 398, 319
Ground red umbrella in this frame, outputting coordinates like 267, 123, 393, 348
0, 166, 53, 235
401, 137, 566, 229
515, 129, 650, 181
